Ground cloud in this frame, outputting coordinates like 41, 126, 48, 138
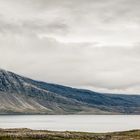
0, 33, 140, 94
0, 0, 140, 94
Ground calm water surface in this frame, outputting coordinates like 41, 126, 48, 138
0, 115, 140, 132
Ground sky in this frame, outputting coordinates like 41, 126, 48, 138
0, 0, 140, 94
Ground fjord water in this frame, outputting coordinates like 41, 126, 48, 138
0, 115, 140, 132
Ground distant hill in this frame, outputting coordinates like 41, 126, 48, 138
0, 69, 140, 114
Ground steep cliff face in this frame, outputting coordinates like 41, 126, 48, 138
0, 69, 140, 114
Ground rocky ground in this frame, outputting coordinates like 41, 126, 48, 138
0, 129, 140, 140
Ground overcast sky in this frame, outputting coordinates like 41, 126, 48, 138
0, 0, 140, 94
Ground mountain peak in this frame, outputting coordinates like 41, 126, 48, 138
0, 68, 7, 73
0, 69, 25, 93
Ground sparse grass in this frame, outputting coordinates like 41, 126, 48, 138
0, 129, 140, 140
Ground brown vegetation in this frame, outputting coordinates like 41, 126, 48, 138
0, 129, 140, 140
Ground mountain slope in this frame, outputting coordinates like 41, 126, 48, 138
0, 69, 140, 114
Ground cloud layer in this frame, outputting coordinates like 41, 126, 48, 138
0, 0, 140, 94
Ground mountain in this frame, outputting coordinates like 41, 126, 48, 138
0, 69, 140, 114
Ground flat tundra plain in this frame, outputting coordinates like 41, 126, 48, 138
0, 129, 140, 140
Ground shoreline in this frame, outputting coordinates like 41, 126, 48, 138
0, 128, 140, 140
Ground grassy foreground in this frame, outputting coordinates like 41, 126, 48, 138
0, 129, 140, 140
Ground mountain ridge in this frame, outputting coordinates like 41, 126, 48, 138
0, 69, 140, 114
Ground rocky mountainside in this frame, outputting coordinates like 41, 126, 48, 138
0, 69, 140, 114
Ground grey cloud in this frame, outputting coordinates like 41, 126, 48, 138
0, 33, 140, 94
0, 0, 140, 94
0, 17, 69, 36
